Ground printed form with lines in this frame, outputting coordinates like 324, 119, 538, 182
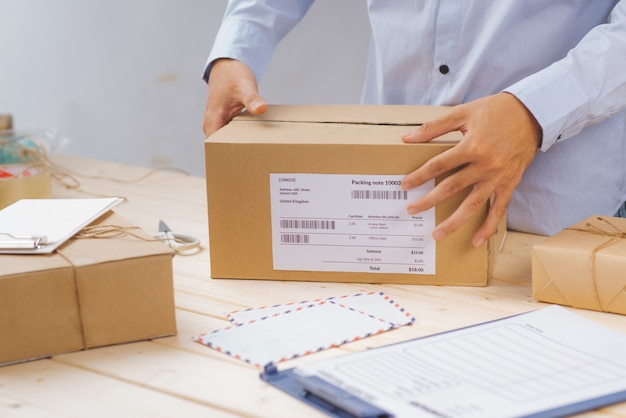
270, 174, 436, 274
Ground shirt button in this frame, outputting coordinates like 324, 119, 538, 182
439, 65, 449, 75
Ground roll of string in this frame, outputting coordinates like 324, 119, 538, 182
0, 132, 51, 210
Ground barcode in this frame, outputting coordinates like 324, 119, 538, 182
351, 190, 408, 200
280, 219, 336, 230
280, 234, 310, 244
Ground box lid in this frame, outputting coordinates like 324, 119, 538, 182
0, 212, 174, 276
235, 105, 453, 125
210, 105, 462, 145
1, 253, 70, 276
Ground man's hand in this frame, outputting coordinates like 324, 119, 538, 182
400, 92, 542, 247
203, 58, 268, 138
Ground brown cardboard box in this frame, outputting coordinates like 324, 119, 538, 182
0, 114, 12, 130
0, 211, 177, 366
532, 215, 626, 315
205, 105, 503, 286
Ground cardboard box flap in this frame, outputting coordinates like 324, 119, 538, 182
211, 105, 463, 145
596, 250, 626, 310
210, 121, 461, 145
532, 247, 575, 307
235, 105, 454, 126
1, 253, 71, 276
0, 212, 172, 274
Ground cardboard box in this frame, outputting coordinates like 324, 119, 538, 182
0, 114, 12, 130
0, 211, 177, 366
532, 215, 626, 315
205, 105, 503, 286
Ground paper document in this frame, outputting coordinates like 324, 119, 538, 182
195, 292, 415, 368
269, 174, 436, 275
0, 197, 122, 254
263, 305, 626, 418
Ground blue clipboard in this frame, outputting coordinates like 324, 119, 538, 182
262, 365, 392, 418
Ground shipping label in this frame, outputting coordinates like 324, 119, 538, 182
269, 174, 436, 275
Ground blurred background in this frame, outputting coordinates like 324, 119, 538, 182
0, 0, 370, 176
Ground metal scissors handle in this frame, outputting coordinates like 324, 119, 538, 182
154, 220, 201, 253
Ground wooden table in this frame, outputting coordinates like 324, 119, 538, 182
2, 154, 626, 417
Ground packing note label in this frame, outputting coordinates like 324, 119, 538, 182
269, 174, 436, 274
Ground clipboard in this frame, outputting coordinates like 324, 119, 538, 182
0, 197, 123, 254
262, 367, 392, 418
261, 306, 626, 418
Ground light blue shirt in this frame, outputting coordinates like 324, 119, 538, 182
207, 0, 626, 236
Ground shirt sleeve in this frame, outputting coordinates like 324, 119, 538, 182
504, 1, 626, 152
203, 0, 316, 83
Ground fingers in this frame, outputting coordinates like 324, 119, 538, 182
431, 181, 492, 241
203, 102, 237, 138
243, 93, 268, 115
405, 149, 518, 246
430, 180, 511, 247
401, 109, 465, 144
203, 59, 268, 138
471, 189, 509, 247
203, 92, 268, 137
399, 93, 540, 246
402, 147, 468, 197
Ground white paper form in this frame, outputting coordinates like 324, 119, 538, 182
269, 174, 436, 275
291, 305, 626, 418
0, 197, 122, 254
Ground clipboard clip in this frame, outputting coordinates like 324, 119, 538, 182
0, 232, 48, 250
295, 375, 392, 418
262, 366, 393, 418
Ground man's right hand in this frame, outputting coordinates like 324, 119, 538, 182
203, 58, 268, 138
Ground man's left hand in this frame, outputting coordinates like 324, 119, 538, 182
400, 92, 542, 247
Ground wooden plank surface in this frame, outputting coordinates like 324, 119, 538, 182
1, 154, 625, 417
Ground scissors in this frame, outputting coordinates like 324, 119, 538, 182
155, 220, 201, 254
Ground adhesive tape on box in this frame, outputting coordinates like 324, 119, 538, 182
0, 164, 51, 210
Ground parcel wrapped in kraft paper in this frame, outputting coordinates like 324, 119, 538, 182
532, 215, 626, 315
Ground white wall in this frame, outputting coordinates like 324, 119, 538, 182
0, 0, 369, 176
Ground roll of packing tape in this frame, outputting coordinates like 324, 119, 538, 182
0, 164, 51, 210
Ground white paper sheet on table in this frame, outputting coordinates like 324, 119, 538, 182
0, 197, 122, 254
194, 291, 415, 368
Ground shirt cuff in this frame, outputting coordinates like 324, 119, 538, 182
504, 63, 589, 152
203, 17, 277, 84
